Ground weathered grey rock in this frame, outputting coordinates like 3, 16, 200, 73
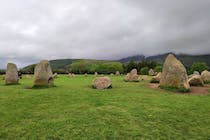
140, 75, 148, 81
2, 74, 5, 80
5, 63, 19, 85
160, 54, 190, 91
201, 70, 210, 83
53, 73, 58, 78
188, 75, 204, 86
34, 60, 54, 86
110, 73, 114, 76
124, 69, 139, 82
148, 69, 155, 76
68, 73, 75, 77
115, 71, 120, 76
84, 73, 88, 77
68, 73, 72, 77
151, 72, 162, 83
25, 75, 32, 79
188, 71, 200, 79
193, 71, 200, 75
94, 72, 98, 77
92, 76, 112, 89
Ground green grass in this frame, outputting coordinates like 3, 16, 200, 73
0, 75, 210, 140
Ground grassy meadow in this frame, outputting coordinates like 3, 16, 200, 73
0, 75, 210, 140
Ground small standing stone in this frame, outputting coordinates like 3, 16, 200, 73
5, 63, 19, 85
124, 69, 139, 82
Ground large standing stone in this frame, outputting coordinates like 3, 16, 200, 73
201, 70, 210, 83
148, 69, 155, 76
92, 76, 112, 89
5, 63, 19, 85
160, 54, 190, 91
124, 69, 139, 82
34, 60, 54, 87
188, 75, 204, 86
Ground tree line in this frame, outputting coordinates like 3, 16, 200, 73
1, 60, 209, 75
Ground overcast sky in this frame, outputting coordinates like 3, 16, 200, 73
0, 0, 210, 68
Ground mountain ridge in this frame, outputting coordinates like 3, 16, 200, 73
19, 53, 210, 72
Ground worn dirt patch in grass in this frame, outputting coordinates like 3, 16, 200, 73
149, 83, 210, 95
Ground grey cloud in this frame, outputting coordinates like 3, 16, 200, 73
0, 0, 210, 68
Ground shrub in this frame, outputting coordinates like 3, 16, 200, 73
125, 61, 138, 73
140, 67, 149, 75
154, 66, 162, 73
159, 85, 190, 93
70, 60, 123, 74
190, 62, 209, 74
20, 64, 36, 74
0, 69, 5, 75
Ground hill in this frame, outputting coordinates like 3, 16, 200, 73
20, 53, 210, 74
20, 59, 118, 74
49, 59, 77, 69
118, 55, 145, 63
119, 53, 210, 67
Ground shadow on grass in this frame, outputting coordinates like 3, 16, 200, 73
5, 83, 21, 86
25, 85, 57, 90
159, 85, 190, 93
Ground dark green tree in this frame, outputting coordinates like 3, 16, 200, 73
190, 62, 209, 74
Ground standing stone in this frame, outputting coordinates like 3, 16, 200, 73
5, 63, 19, 85
188, 75, 204, 86
25, 75, 31, 79
140, 75, 148, 81
151, 72, 162, 83
94, 72, 98, 77
110, 73, 114, 76
84, 73, 88, 77
148, 69, 155, 76
124, 69, 139, 82
160, 54, 190, 91
115, 71, 120, 76
188, 71, 200, 79
68, 73, 72, 77
34, 60, 54, 87
2, 74, 5, 80
201, 70, 210, 83
92, 76, 112, 89
53, 73, 58, 79
193, 71, 200, 75
71, 73, 75, 77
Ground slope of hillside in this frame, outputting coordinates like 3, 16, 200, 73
147, 53, 210, 67
20, 53, 210, 73
49, 59, 77, 69
118, 55, 145, 63
119, 53, 210, 67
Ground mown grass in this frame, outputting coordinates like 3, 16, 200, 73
0, 75, 210, 140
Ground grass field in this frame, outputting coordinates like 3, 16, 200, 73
0, 75, 210, 140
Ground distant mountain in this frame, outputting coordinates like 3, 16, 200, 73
20, 53, 210, 74
20, 59, 78, 73
49, 59, 78, 69
118, 55, 145, 63
119, 53, 210, 67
